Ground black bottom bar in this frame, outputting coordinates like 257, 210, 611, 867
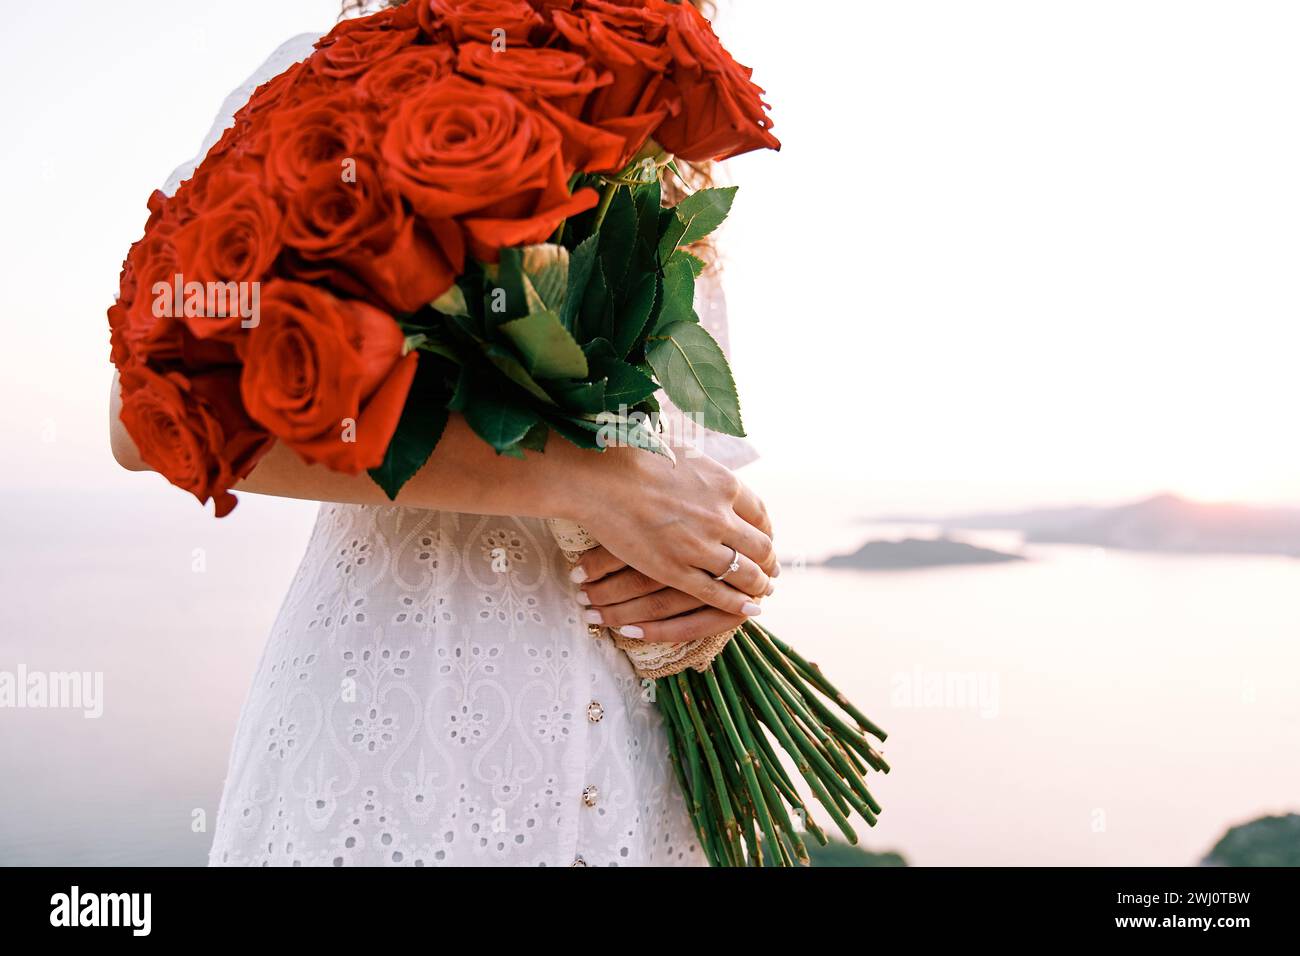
0, 865, 1292, 943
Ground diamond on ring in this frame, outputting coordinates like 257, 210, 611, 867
714, 547, 741, 582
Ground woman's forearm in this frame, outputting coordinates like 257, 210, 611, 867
110, 369, 605, 520
233, 412, 605, 521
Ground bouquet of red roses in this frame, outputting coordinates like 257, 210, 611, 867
109, 0, 887, 866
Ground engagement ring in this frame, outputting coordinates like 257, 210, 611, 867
714, 547, 741, 582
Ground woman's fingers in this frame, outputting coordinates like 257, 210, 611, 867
733, 479, 773, 539
615, 607, 750, 645
702, 544, 771, 599
586, 589, 703, 628
728, 512, 779, 578
670, 567, 763, 618
579, 566, 665, 607
570, 545, 626, 585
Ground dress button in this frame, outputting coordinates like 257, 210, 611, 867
586, 700, 605, 723
571, 855, 587, 867
582, 785, 599, 808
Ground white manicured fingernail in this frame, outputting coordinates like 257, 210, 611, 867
582, 609, 603, 625
576, 591, 591, 605
618, 625, 644, 640
765, 583, 775, 597
741, 602, 762, 616
570, 566, 588, 584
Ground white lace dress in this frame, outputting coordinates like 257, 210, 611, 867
165, 33, 755, 867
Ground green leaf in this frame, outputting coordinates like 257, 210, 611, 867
646, 320, 745, 437
520, 244, 569, 315
552, 378, 607, 415
612, 271, 658, 359
601, 357, 660, 408
587, 409, 674, 460
577, 260, 610, 344
562, 234, 599, 332
450, 365, 543, 453
584, 339, 659, 408
680, 250, 707, 277
517, 421, 549, 453
481, 343, 556, 405
546, 413, 604, 450
598, 186, 638, 293
633, 181, 663, 268
500, 310, 589, 380
368, 356, 450, 500
484, 248, 529, 325
431, 284, 468, 317
658, 186, 737, 262
653, 257, 698, 335
674, 186, 738, 245
622, 417, 675, 460
413, 323, 467, 365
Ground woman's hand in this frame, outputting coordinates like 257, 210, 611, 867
563, 446, 778, 623
572, 545, 775, 644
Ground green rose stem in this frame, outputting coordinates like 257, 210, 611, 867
737, 637, 883, 817
720, 637, 860, 845
701, 667, 781, 864
740, 692, 829, 849
709, 661, 810, 864
748, 626, 888, 770
674, 673, 743, 860
740, 638, 880, 825
660, 681, 720, 860
591, 179, 621, 232
649, 622, 885, 866
761, 625, 890, 744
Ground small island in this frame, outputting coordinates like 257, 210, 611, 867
820, 537, 1026, 570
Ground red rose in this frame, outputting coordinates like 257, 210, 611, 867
198, 67, 337, 171
281, 159, 459, 312
355, 46, 457, 108
236, 280, 417, 473
171, 174, 282, 340
552, 1, 671, 120
115, 228, 186, 366
422, 0, 547, 45
647, 0, 780, 161
455, 42, 632, 172
528, 0, 577, 14
312, 7, 422, 79
456, 43, 608, 106
118, 365, 271, 517
170, 156, 254, 218
549, 2, 676, 168
243, 60, 338, 122
260, 95, 374, 196
107, 302, 131, 368
380, 76, 597, 259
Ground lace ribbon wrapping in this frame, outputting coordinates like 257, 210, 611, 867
546, 517, 735, 680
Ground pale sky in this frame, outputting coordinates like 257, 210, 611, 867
4, 0, 1299, 512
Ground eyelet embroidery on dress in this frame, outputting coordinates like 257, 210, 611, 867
389, 513, 460, 644
209, 501, 704, 867
265, 712, 298, 761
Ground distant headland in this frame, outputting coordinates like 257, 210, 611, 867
875, 493, 1300, 558
820, 537, 1026, 570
